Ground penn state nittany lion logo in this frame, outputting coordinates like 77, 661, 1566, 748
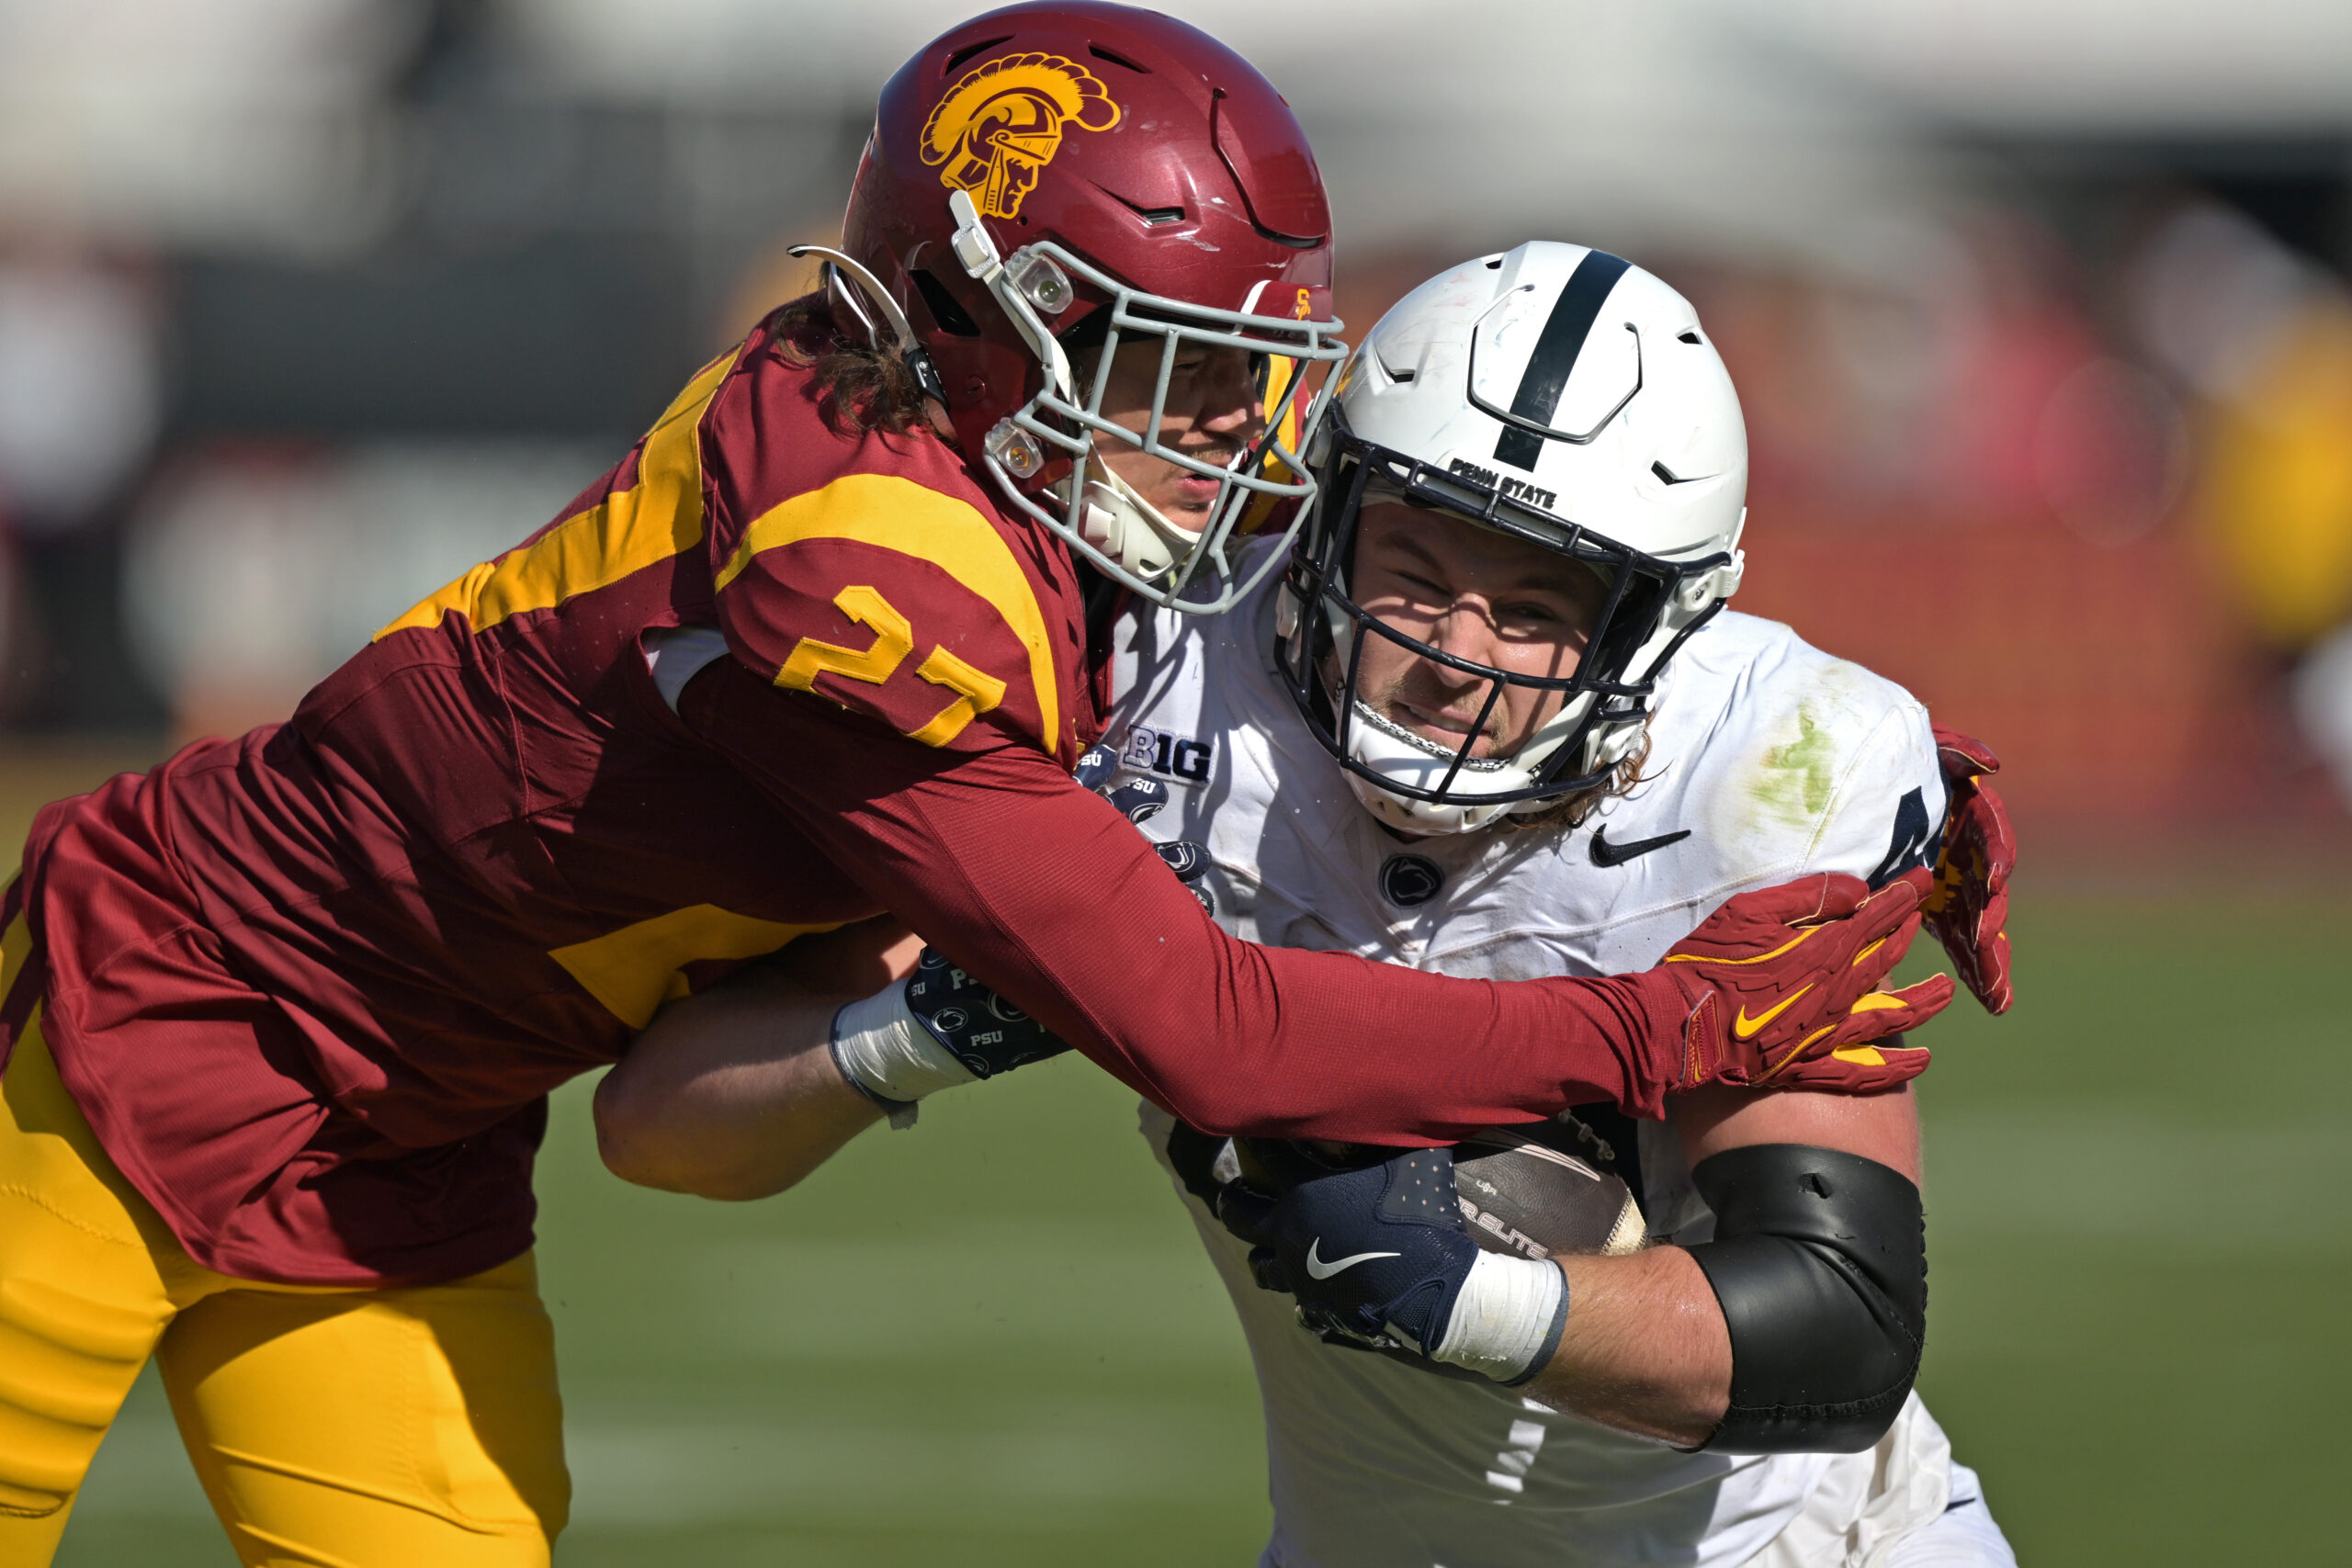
922, 53, 1121, 220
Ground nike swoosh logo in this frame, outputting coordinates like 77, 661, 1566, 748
1734, 984, 1814, 1040
1305, 1239, 1401, 1280
1589, 826, 1691, 868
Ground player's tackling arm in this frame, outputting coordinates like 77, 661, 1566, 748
594, 917, 918, 1200
680, 660, 1942, 1143
1518, 1085, 1922, 1445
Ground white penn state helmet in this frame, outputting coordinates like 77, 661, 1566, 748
1274, 242, 1749, 834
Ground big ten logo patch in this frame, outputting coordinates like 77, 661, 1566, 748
1123, 724, 1215, 784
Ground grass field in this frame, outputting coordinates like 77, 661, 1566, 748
8, 747, 2349, 1565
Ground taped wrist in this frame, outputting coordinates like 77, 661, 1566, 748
1687, 1145, 1926, 1454
1431, 1252, 1568, 1386
827, 982, 976, 1130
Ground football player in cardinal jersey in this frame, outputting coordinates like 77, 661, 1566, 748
597, 243, 2020, 1565
0, 7, 1945, 1563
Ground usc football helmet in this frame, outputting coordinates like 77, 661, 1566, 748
1276, 243, 1750, 834
832, 2, 1346, 612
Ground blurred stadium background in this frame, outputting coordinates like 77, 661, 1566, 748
2, 0, 2348, 1562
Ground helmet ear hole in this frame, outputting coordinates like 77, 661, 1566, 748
910, 269, 981, 337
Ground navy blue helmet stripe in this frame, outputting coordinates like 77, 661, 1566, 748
1495, 249, 1633, 470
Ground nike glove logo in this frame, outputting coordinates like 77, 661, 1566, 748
1306, 1239, 1402, 1280
1589, 826, 1691, 867
1734, 984, 1814, 1039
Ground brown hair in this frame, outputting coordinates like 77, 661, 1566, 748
770, 293, 939, 436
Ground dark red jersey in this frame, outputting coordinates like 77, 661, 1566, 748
6, 310, 1686, 1289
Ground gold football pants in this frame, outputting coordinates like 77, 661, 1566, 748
0, 997, 570, 1568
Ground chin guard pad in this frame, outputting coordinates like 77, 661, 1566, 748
1687, 1144, 1925, 1455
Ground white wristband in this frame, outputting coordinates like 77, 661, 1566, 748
1430, 1251, 1568, 1384
828, 982, 976, 1128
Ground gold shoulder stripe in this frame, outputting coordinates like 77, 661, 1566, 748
549, 904, 840, 1029
716, 473, 1058, 748
375, 348, 738, 641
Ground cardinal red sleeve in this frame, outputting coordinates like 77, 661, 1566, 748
679, 660, 1689, 1144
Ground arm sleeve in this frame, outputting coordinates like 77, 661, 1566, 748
677, 660, 1690, 1144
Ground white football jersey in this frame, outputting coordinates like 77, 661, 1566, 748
1108, 552, 1961, 1568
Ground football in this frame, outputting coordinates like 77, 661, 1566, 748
1451, 1117, 1646, 1260
1236, 1115, 1646, 1261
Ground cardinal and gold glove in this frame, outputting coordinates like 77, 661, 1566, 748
1656, 869, 1952, 1094
1925, 724, 2015, 1015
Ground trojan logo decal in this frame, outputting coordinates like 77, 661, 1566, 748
922, 53, 1121, 219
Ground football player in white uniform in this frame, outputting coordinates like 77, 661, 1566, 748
594, 243, 2019, 1567
1091, 243, 2019, 1567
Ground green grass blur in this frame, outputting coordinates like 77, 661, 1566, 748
10, 750, 2349, 1565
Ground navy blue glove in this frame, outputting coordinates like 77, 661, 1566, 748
1219, 1143, 1482, 1355
904, 946, 1069, 1079
1218, 1141, 1569, 1384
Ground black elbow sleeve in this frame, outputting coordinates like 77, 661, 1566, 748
1687, 1144, 1926, 1455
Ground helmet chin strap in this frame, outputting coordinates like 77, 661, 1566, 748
1056, 461, 1206, 585
1340, 699, 1554, 836
1330, 660, 1623, 837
